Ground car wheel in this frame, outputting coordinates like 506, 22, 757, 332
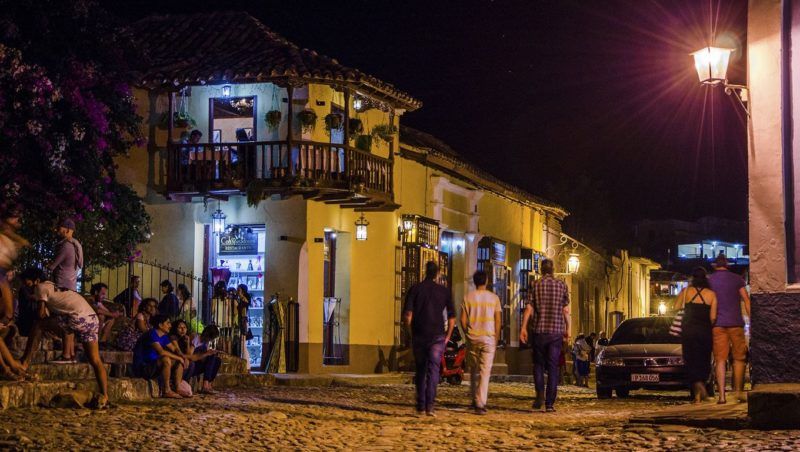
596, 386, 613, 399
615, 387, 630, 398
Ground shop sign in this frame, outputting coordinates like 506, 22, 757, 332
219, 231, 259, 255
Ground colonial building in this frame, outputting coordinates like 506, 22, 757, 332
93, 11, 658, 375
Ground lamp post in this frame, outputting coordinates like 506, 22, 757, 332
691, 46, 749, 116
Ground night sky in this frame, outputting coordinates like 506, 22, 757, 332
102, 0, 749, 246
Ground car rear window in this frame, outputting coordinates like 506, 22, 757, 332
609, 317, 680, 345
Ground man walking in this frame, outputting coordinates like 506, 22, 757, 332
460, 270, 501, 415
48, 218, 83, 291
520, 258, 571, 412
403, 261, 455, 416
709, 254, 751, 403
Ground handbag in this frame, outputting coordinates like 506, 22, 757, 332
669, 309, 683, 337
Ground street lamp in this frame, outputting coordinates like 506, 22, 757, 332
211, 204, 226, 235
566, 253, 581, 274
691, 46, 749, 116
355, 213, 369, 241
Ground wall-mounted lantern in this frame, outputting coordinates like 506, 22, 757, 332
566, 252, 581, 274
691, 46, 733, 85
222, 84, 232, 97
355, 213, 369, 241
658, 301, 667, 316
211, 204, 227, 235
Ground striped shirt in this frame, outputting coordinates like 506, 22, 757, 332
528, 275, 570, 334
462, 289, 501, 343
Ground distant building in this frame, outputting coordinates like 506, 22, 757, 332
633, 217, 748, 274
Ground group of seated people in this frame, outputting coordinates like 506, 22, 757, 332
11, 270, 224, 399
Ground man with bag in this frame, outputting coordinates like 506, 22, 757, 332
520, 258, 571, 412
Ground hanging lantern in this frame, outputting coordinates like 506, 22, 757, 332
355, 213, 369, 241
691, 47, 733, 85
566, 252, 580, 274
222, 84, 232, 97
212, 208, 227, 235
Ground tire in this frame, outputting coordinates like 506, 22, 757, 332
596, 386, 613, 399
615, 387, 630, 398
447, 375, 463, 386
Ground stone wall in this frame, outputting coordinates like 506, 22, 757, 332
750, 292, 800, 384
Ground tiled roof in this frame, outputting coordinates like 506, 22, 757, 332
400, 126, 567, 216
129, 11, 421, 110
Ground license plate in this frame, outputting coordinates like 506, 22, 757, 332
631, 373, 659, 383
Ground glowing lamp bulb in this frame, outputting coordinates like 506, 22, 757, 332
566, 253, 580, 274
691, 47, 733, 85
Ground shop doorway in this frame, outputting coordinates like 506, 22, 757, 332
323, 230, 350, 365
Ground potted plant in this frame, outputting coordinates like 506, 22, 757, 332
158, 111, 197, 130
354, 134, 372, 152
348, 117, 364, 136
265, 110, 282, 132
296, 109, 318, 134
371, 124, 398, 143
324, 113, 343, 134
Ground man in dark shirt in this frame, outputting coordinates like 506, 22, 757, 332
403, 261, 455, 416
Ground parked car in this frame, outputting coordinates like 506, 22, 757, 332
596, 316, 711, 399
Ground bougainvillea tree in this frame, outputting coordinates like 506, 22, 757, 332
0, 0, 151, 271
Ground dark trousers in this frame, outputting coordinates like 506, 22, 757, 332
413, 336, 446, 412
183, 355, 222, 382
533, 333, 563, 408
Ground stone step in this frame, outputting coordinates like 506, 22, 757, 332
749, 383, 800, 429
28, 363, 112, 381
0, 378, 153, 410
491, 363, 509, 375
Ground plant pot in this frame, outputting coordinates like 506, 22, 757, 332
355, 134, 372, 152
324, 113, 343, 133
348, 118, 364, 136
371, 124, 397, 143
158, 111, 197, 130
265, 110, 282, 131
296, 109, 318, 134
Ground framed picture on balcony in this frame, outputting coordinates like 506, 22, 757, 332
243, 127, 253, 140
212, 129, 222, 143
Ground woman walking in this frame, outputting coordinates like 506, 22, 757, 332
676, 267, 717, 403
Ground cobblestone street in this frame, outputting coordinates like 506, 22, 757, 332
0, 382, 797, 450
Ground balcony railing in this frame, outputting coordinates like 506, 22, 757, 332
166, 140, 393, 198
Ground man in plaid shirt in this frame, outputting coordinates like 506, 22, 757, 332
519, 258, 571, 412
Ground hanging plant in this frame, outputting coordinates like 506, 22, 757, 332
296, 109, 318, 133
371, 124, 398, 143
348, 117, 364, 137
158, 111, 196, 130
354, 134, 372, 152
265, 110, 282, 131
324, 113, 343, 134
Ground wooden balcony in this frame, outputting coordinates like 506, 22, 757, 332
165, 140, 397, 210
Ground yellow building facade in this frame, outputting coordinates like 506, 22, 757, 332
99, 11, 659, 375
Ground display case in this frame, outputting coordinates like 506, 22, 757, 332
212, 224, 266, 370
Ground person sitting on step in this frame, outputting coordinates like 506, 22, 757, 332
132, 314, 191, 399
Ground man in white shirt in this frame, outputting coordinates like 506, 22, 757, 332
460, 270, 502, 415
20, 275, 109, 408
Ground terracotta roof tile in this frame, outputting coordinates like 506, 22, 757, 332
130, 11, 421, 110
